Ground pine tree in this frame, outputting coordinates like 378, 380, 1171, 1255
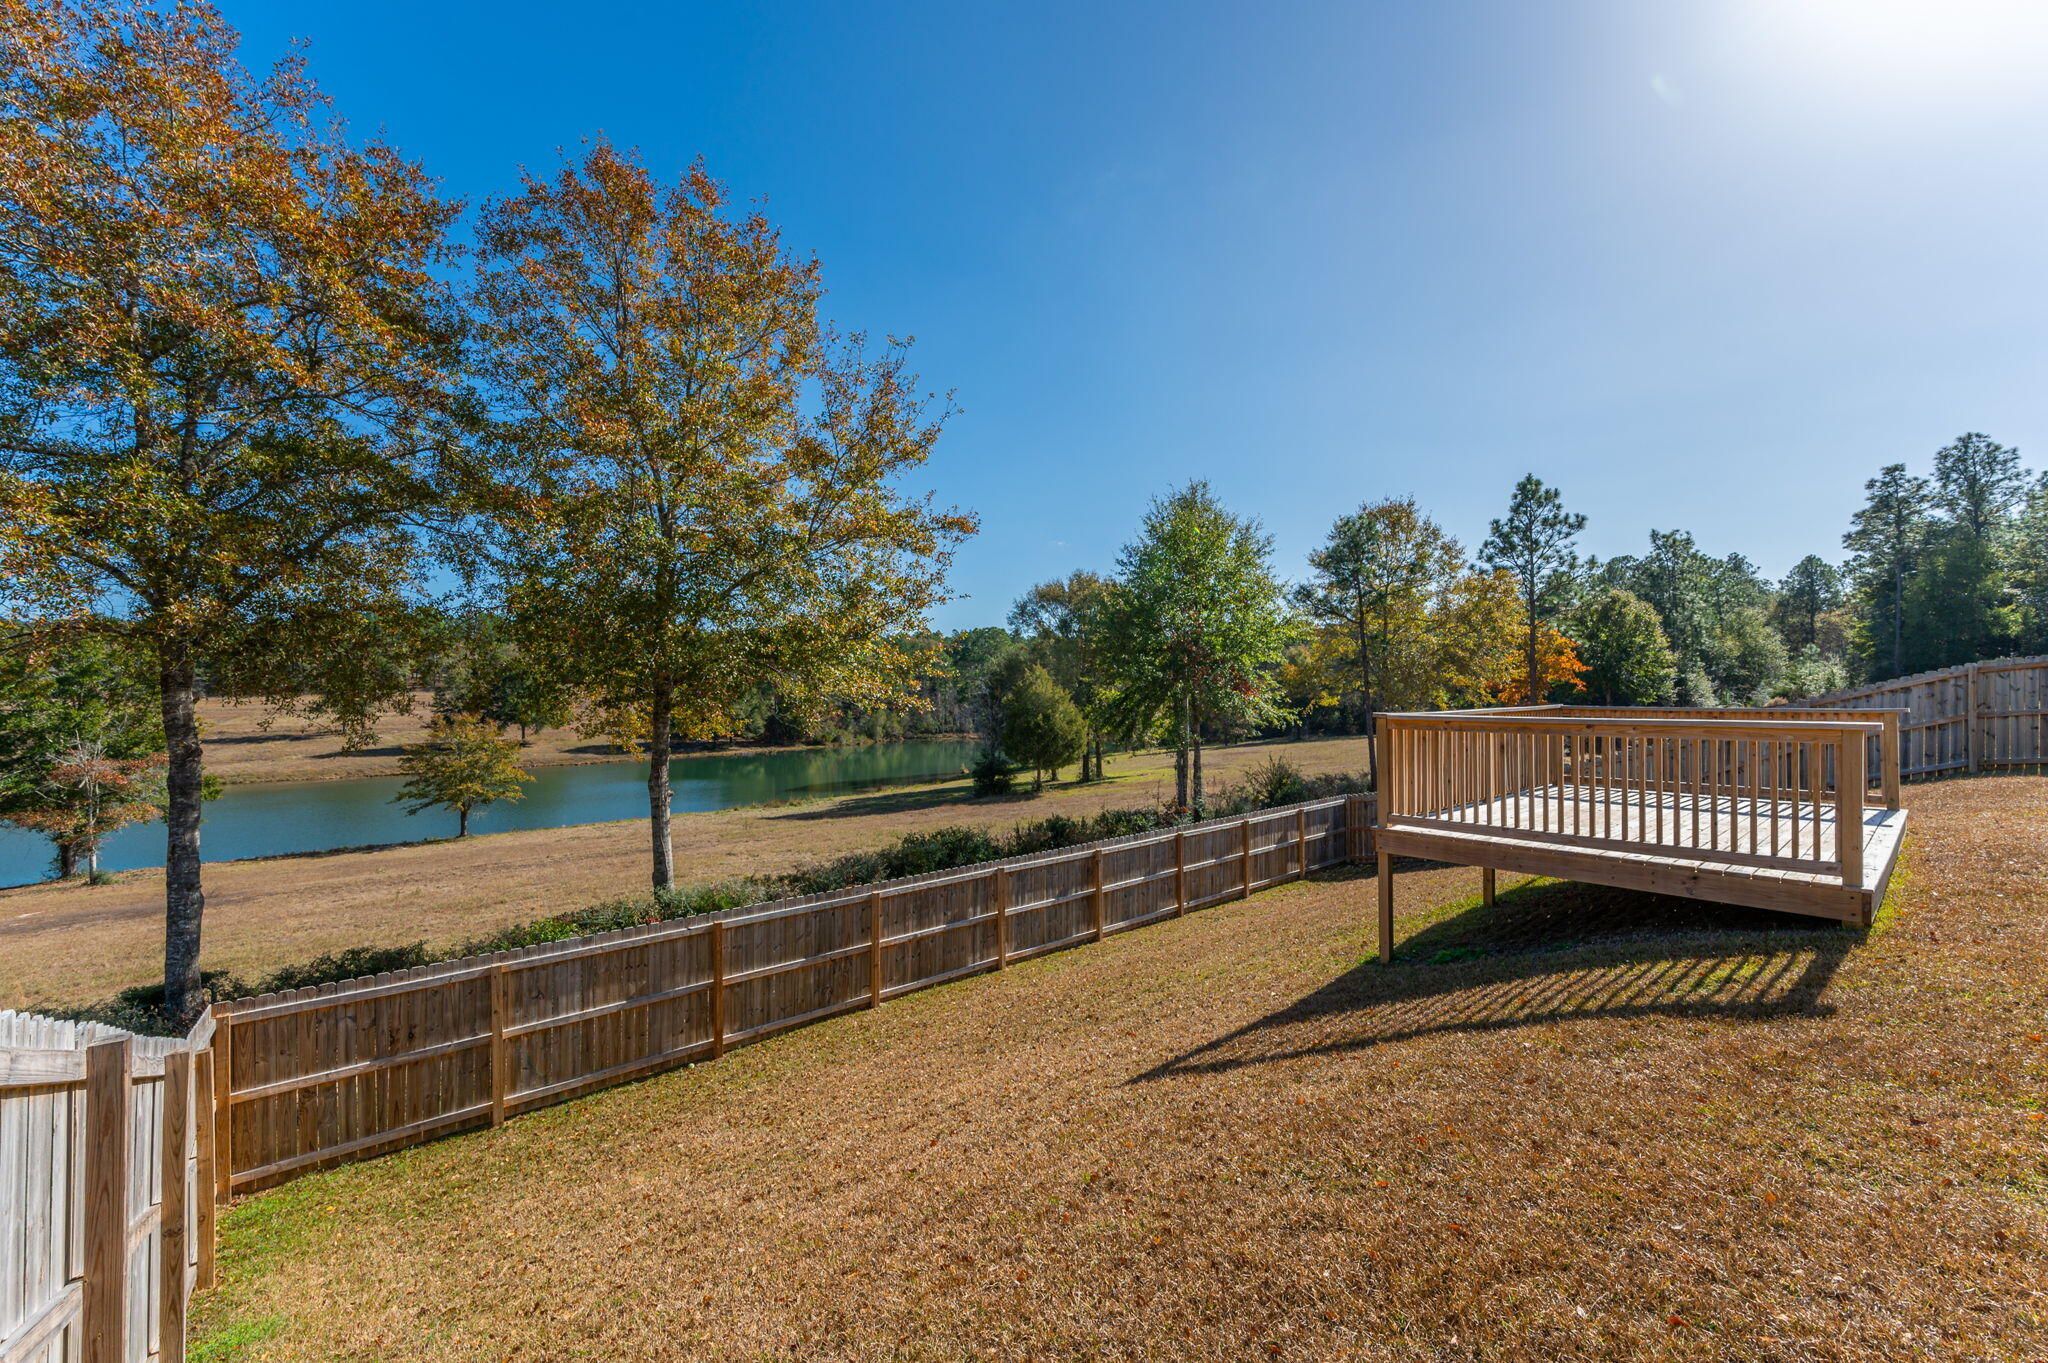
1000, 665, 1087, 791
1843, 464, 1932, 680
1480, 475, 1586, 703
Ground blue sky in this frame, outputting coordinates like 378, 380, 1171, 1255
226, 0, 2048, 630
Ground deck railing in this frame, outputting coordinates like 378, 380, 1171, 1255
1376, 707, 1897, 887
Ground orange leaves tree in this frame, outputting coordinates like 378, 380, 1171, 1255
0, 0, 463, 1021
470, 144, 975, 891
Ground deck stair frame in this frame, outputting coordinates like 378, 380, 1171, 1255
1369, 704, 1909, 962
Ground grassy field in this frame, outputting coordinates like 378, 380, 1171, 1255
192, 693, 637, 784
186, 774, 2047, 1361
0, 734, 1367, 1010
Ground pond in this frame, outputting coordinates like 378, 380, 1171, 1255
0, 739, 983, 886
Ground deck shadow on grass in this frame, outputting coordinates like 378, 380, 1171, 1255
1132, 870, 1859, 1081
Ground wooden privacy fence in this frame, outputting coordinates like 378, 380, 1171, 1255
1796, 656, 2048, 777
209, 795, 1375, 1194
0, 1011, 215, 1363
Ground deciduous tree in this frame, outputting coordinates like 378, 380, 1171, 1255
392, 715, 532, 838
0, 0, 463, 1021
1097, 483, 1295, 812
1296, 498, 1463, 784
471, 144, 974, 890
1572, 587, 1676, 705
1010, 572, 1115, 779
0, 633, 162, 877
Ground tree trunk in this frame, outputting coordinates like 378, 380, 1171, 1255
1525, 610, 1541, 705
1174, 695, 1191, 810
458, 807, 470, 838
55, 839, 79, 880
1356, 605, 1378, 791
1192, 733, 1206, 812
648, 683, 676, 891
1891, 557, 1904, 678
159, 647, 206, 1026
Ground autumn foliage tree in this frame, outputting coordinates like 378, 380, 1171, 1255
1296, 497, 1465, 784
392, 715, 532, 838
0, 0, 463, 1021
471, 143, 974, 891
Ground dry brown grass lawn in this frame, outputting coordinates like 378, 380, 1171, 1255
0, 735, 1366, 1009
189, 775, 2048, 1361
193, 693, 632, 784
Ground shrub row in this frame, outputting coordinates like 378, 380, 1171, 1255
69, 756, 1368, 1034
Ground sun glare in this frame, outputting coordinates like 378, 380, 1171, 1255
1721, 0, 2048, 117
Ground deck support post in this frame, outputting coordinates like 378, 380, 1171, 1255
1481, 866, 1496, 907
1376, 850, 1394, 964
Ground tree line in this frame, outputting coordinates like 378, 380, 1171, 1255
959, 433, 2045, 800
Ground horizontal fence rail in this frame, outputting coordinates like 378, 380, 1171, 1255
0, 1011, 215, 1363
1377, 710, 1891, 889
1794, 656, 2048, 778
209, 795, 1375, 1194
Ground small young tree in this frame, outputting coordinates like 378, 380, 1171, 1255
392, 716, 533, 838
1000, 665, 1087, 791
1481, 475, 1586, 703
0, 634, 163, 877
6, 739, 165, 879
1573, 587, 1677, 705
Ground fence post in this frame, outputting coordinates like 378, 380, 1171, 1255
1879, 712, 1902, 808
710, 920, 728, 1058
1173, 830, 1187, 915
82, 1037, 131, 1363
1090, 848, 1106, 941
1966, 664, 1980, 774
867, 891, 884, 1006
211, 1009, 232, 1203
1836, 732, 1865, 893
1295, 806, 1308, 879
992, 869, 1008, 968
1240, 817, 1254, 899
193, 1047, 216, 1289
489, 965, 510, 1127
160, 1049, 192, 1363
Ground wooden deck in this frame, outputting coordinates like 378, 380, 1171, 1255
1370, 705, 1909, 960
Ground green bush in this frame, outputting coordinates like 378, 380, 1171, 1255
969, 748, 1016, 796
